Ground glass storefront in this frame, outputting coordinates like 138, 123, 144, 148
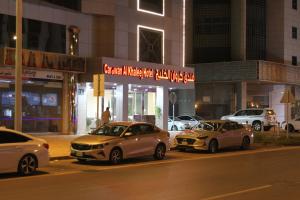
0, 79, 63, 132
76, 82, 117, 133
76, 83, 162, 134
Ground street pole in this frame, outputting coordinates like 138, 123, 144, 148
15, 0, 23, 131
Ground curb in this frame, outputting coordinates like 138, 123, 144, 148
50, 156, 73, 161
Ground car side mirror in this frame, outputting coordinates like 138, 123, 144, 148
124, 132, 134, 137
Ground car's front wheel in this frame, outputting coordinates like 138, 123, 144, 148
109, 148, 123, 164
252, 121, 262, 131
208, 139, 218, 153
286, 124, 295, 133
18, 154, 37, 176
241, 136, 250, 150
154, 144, 166, 160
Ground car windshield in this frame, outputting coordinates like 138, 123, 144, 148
193, 121, 221, 131
91, 125, 128, 136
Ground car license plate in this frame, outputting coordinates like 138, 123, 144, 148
182, 141, 188, 145
76, 151, 83, 157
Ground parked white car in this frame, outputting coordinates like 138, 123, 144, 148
168, 117, 186, 131
281, 117, 300, 132
0, 128, 49, 175
71, 122, 170, 164
176, 115, 204, 129
221, 108, 277, 131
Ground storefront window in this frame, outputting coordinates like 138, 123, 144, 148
128, 84, 157, 125
0, 79, 62, 132
76, 82, 117, 134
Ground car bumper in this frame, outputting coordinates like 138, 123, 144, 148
71, 148, 108, 161
175, 140, 208, 151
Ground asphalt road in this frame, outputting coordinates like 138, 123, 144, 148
1, 147, 300, 200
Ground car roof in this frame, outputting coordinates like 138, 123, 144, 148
107, 121, 155, 126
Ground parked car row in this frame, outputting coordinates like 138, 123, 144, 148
0, 119, 255, 176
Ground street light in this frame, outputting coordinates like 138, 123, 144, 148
15, 0, 23, 131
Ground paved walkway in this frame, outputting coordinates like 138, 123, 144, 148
32, 134, 80, 159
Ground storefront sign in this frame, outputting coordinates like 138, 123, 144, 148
0, 68, 64, 80
1, 47, 86, 73
103, 64, 195, 84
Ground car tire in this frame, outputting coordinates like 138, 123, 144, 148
171, 125, 178, 131
241, 136, 250, 150
208, 139, 218, 153
109, 148, 123, 164
154, 144, 166, 160
77, 158, 87, 163
18, 154, 37, 176
286, 124, 295, 133
252, 121, 262, 131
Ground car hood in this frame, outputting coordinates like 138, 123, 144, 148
221, 115, 232, 120
177, 129, 217, 138
72, 135, 118, 145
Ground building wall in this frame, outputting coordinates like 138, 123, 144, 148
283, 0, 300, 65
266, 0, 284, 63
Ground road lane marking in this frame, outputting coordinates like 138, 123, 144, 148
1, 146, 300, 182
200, 185, 272, 200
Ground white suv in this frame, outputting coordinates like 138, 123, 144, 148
221, 108, 277, 131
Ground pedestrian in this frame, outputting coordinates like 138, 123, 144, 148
101, 107, 111, 125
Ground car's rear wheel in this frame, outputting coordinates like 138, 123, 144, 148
241, 136, 250, 150
286, 124, 295, 133
171, 125, 178, 131
154, 144, 166, 160
252, 121, 262, 131
109, 148, 123, 164
208, 139, 218, 153
18, 154, 37, 176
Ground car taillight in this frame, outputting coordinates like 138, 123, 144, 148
43, 143, 49, 150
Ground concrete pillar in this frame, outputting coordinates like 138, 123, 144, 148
231, 0, 246, 60
156, 86, 168, 130
116, 84, 128, 121
62, 73, 70, 134
236, 81, 247, 110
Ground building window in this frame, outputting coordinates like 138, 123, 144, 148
0, 14, 66, 54
292, 27, 298, 39
42, 0, 81, 11
138, 25, 164, 64
293, 0, 298, 9
137, 0, 164, 16
292, 56, 297, 65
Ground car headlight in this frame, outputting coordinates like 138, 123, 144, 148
92, 144, 104, 149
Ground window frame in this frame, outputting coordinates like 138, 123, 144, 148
137, 25, 164, 64
293, 0, 298, 10
0, 131, 31, 144
137, 0, 165, 17
292, 56, 298, 66
292, 26, 298, 39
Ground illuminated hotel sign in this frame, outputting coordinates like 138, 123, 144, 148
103, 64, 195, 84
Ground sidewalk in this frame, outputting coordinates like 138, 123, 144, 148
32, 134, 80, 160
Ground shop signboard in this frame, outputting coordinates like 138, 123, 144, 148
103, 63, 195, 84
1, 47, 86, 73
0, 68, 63, 80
